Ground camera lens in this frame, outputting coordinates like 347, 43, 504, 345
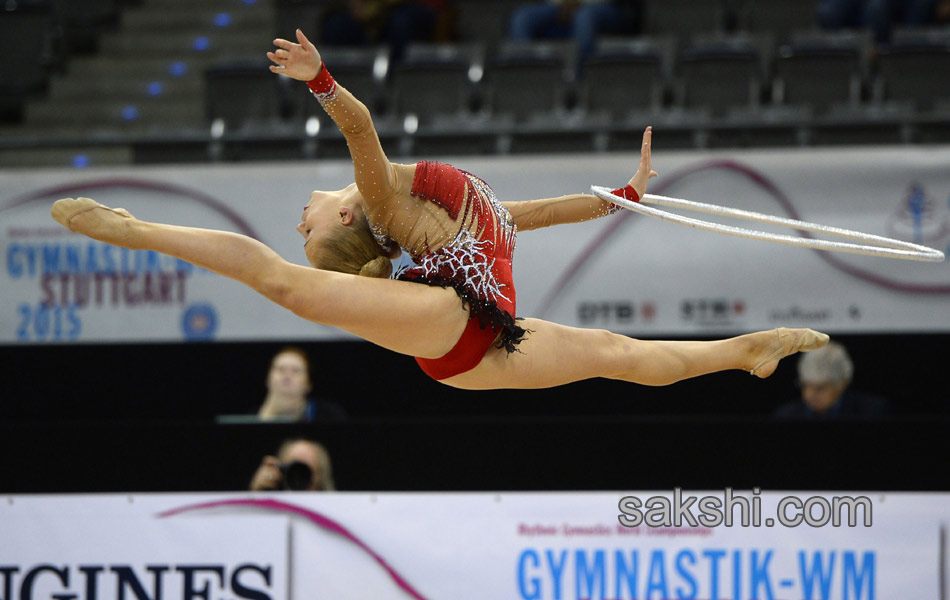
280, 461, 313, 491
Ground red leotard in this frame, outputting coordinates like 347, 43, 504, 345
396, 160, 524, 380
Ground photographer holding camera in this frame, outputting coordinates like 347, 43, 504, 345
249, 438, 336, 491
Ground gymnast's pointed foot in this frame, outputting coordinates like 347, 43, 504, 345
748, 327, 829, 378
51, 197, 136, 245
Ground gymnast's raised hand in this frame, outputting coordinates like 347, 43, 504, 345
267, 29, 321, 82
629, 126, 658, 200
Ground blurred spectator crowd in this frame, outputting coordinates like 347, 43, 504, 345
2, 0, 949, 166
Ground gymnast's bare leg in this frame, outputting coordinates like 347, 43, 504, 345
51, 201, 825, 391
443, 319, 826, 390
50, 199, 468, 360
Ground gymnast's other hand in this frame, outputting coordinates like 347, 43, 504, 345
268, 29, 322, 82
627, 126, 658, 199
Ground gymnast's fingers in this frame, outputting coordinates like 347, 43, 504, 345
267, 54, 287, 73
296, 28, 315, 49
272, 37, 298, 51
294, 29, 322, 69
266, 51, 290, 67
626, 127, 656, 196
638, 127, 653, 174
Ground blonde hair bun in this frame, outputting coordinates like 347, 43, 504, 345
358, 255, 392, 278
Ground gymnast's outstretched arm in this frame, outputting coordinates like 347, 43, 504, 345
502, 126, 658, 231
267, 30, 414, 208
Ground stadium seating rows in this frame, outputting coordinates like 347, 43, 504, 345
1, 0, 949, 166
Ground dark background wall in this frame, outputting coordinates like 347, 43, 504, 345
2, 333, 947, 494
2, 333, 946, 421
3, 416, 947, 494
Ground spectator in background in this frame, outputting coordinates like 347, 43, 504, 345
257, 346, 347, 422
773, 341, 890, 419
320, 0, 455, 61
817, 0, 949, 44
250, 438, 337, 491
507, 0, 639, 60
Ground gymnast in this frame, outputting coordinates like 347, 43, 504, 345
50, 29, 828, 390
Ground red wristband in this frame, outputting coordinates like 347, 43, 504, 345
306, 64, 337, 101
610, 185, 640, 203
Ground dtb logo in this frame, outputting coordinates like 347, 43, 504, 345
680, 299, 745, 325
578, 301, 655, 325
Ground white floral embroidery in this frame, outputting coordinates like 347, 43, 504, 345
410, 227, 511, 304
380, 165, 518, 304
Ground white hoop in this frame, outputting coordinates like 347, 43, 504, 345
591, 186, 945, 263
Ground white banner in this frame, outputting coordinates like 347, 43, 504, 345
1, 491, 947, 600
0, 512, 289, 600
2, 145, 949, 343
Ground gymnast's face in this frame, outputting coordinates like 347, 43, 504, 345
297, 183, 363, 266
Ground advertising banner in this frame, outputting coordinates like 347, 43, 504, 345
2, 145, 948, 343
0, 512, 289, 600
2, 491, 948, 599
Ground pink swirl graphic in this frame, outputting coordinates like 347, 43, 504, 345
1, 177, 261, 239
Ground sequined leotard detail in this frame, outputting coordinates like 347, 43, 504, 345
395, 161, 526, 379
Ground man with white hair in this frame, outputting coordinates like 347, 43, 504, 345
773, 341, 890, 418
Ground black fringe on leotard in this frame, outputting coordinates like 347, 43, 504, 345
396, 270, 527, 354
